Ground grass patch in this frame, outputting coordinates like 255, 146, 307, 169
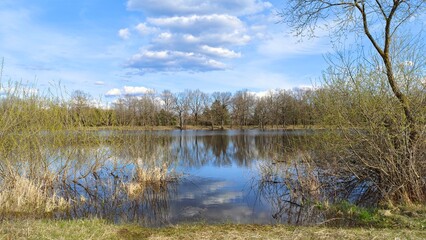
319, 201, 426, 229
1, 219, 426, 240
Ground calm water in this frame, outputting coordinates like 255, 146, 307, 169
4, 130, 328, 226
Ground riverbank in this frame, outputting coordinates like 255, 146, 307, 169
1, 219, 425, 240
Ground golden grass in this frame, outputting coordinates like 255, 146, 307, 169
0, 174, 69, 216
1, 220, 426, 240
125, 164, 180, 199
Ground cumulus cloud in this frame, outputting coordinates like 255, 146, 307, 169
118, 28, 131, 39
135, 23, 157, 35
127, 0, 272, 16
123, 0, 273, 73
105, 86, 154, 97
127, 50, 227, 73
105, 88, 121, 97
147, 14, 244, 33
200, 45, 241, 58
123, 86, 153, 95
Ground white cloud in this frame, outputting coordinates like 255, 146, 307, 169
200, 45, 241, 58
127, 0, 272, 16
105, 86, 155, 97
147, 14, 244, 34
125, 14, 251, 73
118, 28, 131, 39
105, 88, 122, 97
122, 1, 273, 74
123, 86, 153, 95
151, 31, 250, 49
201, 32, 251, 46
250, 89, 277, 98
135, 23, 157, 35
127, 50, 227, 73
182, 34, 199, 43
157, 32, 173, 41
94, 81, 105, 85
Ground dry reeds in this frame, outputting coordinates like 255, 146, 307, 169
125, 163, 180, 199
258, 151, 322, 205
0, 173, 69, 216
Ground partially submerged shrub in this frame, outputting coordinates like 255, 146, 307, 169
258, 151, 322, 206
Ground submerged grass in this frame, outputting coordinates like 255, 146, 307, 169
125, 164, 180, 199
1, 219, 426, 240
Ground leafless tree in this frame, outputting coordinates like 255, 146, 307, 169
231, 90, 256, 128
281, 0, 425, 144
173, 91, 190, 129
159, 90, 175, 126
281, 0, 426, 204
188, 89, 208, 126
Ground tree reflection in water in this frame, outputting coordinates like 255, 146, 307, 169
1, 130, 341, 226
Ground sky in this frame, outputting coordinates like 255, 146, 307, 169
0, 0, 371, 100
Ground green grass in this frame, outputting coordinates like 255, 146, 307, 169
1, 219, 426, 240
320, 201, 426, 229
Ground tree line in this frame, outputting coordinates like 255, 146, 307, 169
68, 87, 316, 129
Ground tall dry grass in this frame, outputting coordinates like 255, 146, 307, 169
0, 172, 68, 216
125, 163, 180, 200
0, 82, 108, 217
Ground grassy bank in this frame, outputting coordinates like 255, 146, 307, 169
2, 203, 425, 239
1, 219, 426, 240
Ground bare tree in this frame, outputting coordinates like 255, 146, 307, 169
281, 0, 426, 204
159, 90, 175, 126
231, 90, 256, 128
254, 97, 269, 130
188, 89, 208, 126
173, 91, 190, 129
70, 90, 92, 126
136, 91, 159, 126
281, 0, 425, 144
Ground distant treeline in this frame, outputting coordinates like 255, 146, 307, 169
64, 88, 318, 129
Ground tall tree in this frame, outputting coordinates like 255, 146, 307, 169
70, 90, 92, 126
160, 90, 176, 126
281, 0, 426, 204
173, 91, 190, 129
188, 89, 207, 126
281, 0, 425, 143
211, 92, 232, 129
231, 90, 255, 128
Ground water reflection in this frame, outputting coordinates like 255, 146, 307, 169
0, 130, 326, 226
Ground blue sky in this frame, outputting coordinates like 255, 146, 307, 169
0, 0, 351, 99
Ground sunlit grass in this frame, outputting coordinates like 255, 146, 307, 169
1, 219, 426, 240
0, 173, 69, 216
